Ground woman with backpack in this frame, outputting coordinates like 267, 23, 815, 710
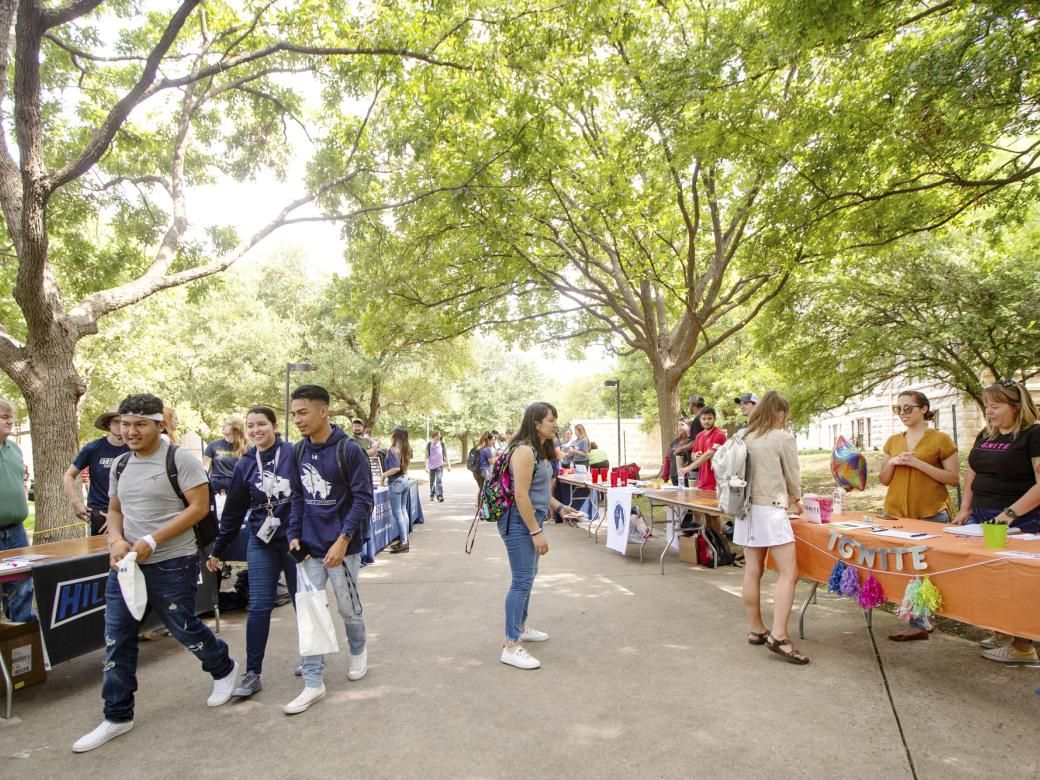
735, 391, 809, 664
206, 405, 298, 697
381, 426, 413, 554
497, 402, 583, 670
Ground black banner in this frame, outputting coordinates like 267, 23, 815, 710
32, 549, 222, 666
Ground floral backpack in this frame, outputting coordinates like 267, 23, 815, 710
465, 441, 539, 554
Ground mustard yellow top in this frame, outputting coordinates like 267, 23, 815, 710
882, 429, 957, 518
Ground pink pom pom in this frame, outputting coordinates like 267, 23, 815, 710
858, 573, 885, 610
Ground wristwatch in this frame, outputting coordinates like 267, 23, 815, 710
1003, 506, 1018, 521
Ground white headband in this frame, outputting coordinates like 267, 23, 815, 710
120, 412, 163, 422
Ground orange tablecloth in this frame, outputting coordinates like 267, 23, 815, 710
793, 514, 1040, 640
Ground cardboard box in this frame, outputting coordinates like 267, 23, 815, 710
0, 620, 47, 694
679, 534, 699, 564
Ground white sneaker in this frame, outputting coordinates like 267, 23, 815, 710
519, 626, 549, 642
284, 685, 327, 715
73, 720, 134, 752
979, 634, 1012, 650
207, 660, 239, 707
348, 649, 367, 681
501, 645, 541, 670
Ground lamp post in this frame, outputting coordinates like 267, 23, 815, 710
284, 362, 316, 441
604, 379, 621, 466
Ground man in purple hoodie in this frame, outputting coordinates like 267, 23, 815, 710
285, 385, 374, 714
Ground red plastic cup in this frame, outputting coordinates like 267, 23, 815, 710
620, 471, 629, 486
600, 467, 608, 483
610, 470, 619, 487
591, 468, 599, 484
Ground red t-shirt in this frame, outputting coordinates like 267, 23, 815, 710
694, 427, 727, 490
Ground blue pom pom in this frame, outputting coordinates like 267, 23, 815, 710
827, 561, 846, 594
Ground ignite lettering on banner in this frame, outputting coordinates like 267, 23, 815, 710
827, 529, 928, 572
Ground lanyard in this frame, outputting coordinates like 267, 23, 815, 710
255, 444, 281, 515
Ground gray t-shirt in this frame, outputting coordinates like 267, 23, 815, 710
110, 441, 208, 563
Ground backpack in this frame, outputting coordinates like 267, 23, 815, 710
112, 444, 218, 549
294, 436, 371, 542
696, 525, 737, 568
478, 442, 539, 523
466, 446, 480, 472
713, 431, 751, 520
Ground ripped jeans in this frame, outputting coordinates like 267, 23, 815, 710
102, 554, 232, 723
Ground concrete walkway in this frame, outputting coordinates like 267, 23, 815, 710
1, 470, 1037, 778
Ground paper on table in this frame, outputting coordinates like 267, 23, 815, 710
829, 521, 875, 530
994, 550, 1040, 560
3, 553, 53, 563
871, 529, 939, 540
943, 525, 1022, 537
1010, 533, 1040, 541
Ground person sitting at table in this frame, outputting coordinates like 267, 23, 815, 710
733, 390, 808, 664
879, 390, 960, 642
660, 418, 692, 486
588, 441, 609, 471
206, 405, 298, 698
563, 423, 591, 471
953, 380, 1040, 665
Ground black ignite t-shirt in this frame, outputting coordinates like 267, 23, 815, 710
968, 425, 1040, 510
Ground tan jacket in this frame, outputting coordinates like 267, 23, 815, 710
745, 428, 801, 508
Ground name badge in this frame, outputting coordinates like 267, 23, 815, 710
257, 513, 280, 543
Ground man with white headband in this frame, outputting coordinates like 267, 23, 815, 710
74, 394, 239, 753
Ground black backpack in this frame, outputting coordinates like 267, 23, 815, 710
112, 444, 218, 549
466, 446, 480, 472
294, 436, 371, 541
699, 524, 737, 568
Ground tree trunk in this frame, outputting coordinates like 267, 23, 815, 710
652, 368, 681, 464
17, 344, 86, 542
458, 434, 470, 467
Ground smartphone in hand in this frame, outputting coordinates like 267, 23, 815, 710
289, 541, 311, 564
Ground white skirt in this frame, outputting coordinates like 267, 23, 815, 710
733, 504, 795, 548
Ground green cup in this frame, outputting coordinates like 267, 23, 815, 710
982, 523, 1008, 549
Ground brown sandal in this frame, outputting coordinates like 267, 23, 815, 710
766, 634, 810, 664
747, 630, 769, 645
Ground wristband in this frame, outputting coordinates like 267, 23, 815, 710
142, 534, 157, 551
530, 529, 543, 537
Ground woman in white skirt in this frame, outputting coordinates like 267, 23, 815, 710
736, 391, 808, 664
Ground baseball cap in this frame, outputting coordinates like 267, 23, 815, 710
735, 393, 760, 404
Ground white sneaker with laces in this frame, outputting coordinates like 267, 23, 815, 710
284, 685, 327, 714
501, 645, 541, 669
981, 643, 1039, 665
73, 720, 134, 752
519, 626, 549, 642
979, 634, 1012, 650
348, 649, 368, 681
207, 660, 239, 707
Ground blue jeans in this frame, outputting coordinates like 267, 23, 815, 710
245, 533, 298, 675
299, 555, 365, 688
499, 505, 543, 642
388, 478, 410, 544
0, 524, 35, 622
102, 554, 233, 722
429, 467, 444, 499
968, 506, 1040, 533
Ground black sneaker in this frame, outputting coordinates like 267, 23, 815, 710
437, 497, 444, 502
390, 542, 410, 554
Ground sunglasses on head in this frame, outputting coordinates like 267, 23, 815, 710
998, 380, 1019, 389
892, 404, 921, 415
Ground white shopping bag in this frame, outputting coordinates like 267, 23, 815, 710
117, 551, 148, 620
295, 565, 340, 656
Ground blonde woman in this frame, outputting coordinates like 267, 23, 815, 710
954, 381, 1040, 665
736, 391, 808, 664
203, 416, 248, 494
563, 423, 591, 470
